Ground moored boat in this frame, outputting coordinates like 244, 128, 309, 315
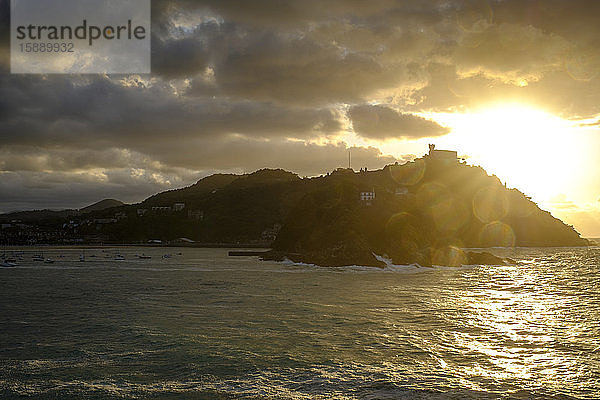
1, 260, 17, 267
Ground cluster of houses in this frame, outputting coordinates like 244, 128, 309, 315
137, 202, 186, 216
359, 186, 410, 206
136, 203, 204, 221
0, 200, 207, 245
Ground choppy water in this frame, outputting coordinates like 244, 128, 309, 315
1, 246, 599, 399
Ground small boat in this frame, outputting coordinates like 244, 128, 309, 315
138, 254, 151, 259
114, 254, 125, 261
44, 258, 55, 264
1, 260, 17, 267
32, 254, 44, 261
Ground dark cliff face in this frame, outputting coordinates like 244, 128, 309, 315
272, 158, 589, 266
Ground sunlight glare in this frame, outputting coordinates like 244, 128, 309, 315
428, 104, 587, 206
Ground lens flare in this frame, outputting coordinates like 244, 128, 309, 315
479, 221, 516, 247
432, 245, 468, 267
430, 197, 469, 232
564, 51, 600, 82
473, 185, 509, 223
389, 159, 426, 186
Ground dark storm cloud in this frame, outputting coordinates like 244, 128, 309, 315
0, 0, 8, 69
0, 146, 155, 172
148, 0, 456, 103
148, 137, 396, 173
401, 1, 600, 116
152, 19, 409, 104
0, 74, 343, 150
406, 63, 600, 117
4, 0, 600, 210
153, 0, 401, 27
146, 0, 600, 114
0, 127, 396, 176
152, 35, 210, 78
212, 32, 406, 105
349, 104, 449, 139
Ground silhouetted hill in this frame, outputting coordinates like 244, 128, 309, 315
269, 156, 590, 266
2, 159, 590, 266
0, 199, 125, 223
0, 209, 75, 222
80, 199, 124, 213
143, 173, 240, 206
90, 169, 307, 243
148, 169, 299, 200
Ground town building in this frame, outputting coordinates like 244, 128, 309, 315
360, 189, 376, 206
395, 187, 409, 197
427, 144, 458, 165
188, 210, 204, 221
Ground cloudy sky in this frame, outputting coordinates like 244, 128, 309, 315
1, 0, 600, 236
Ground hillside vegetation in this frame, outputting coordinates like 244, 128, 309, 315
1, 158, 589, 266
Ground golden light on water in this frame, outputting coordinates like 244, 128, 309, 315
454, 266, 573, 387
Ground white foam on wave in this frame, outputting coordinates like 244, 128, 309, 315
280, 258, 319, 269
373, 253, 427, 273
277, 254, 427, 273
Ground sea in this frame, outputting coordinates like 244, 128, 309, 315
1, 245, 599, 399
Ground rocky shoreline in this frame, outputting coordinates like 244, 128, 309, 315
260, 248, 512, 268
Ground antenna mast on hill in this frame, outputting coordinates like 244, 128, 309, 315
348, 147, 351, 169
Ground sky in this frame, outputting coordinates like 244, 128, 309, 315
1, 0, 600, 236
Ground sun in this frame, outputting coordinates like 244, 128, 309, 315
427, 104, 588, 207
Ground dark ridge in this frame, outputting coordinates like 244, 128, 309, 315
0, 153, 590, 267
80, 199, 125, 213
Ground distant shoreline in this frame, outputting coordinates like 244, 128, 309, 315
0, 243, 272, 249
2, 242, 597, 249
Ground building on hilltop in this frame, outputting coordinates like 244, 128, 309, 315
427, 144, 458, 165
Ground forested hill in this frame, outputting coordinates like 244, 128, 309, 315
1, 159, 590, 266
269, 157, 590, 266
102, 157, 589, 254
